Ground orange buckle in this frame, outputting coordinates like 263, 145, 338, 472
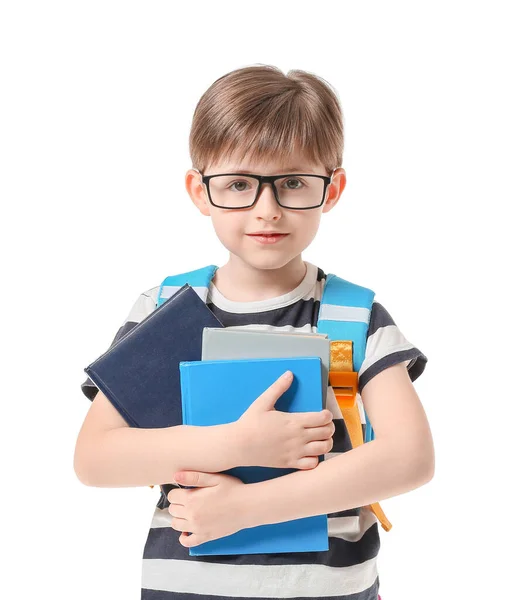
329, 370, 358, 409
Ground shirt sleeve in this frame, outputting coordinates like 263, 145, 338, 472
357, 300, 428, 394
80, 287, 159, 402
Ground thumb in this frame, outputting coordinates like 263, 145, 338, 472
174, 471, 220, 488
250, 371, 293, 413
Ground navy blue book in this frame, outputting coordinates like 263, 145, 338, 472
179, 356, 329, 556
84, 285, 224, 428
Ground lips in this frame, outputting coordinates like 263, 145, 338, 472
246, 233, 289, 245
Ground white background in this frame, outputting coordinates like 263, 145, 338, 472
1, 1, 514, 599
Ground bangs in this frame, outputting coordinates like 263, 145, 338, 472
204, 100, 328, 172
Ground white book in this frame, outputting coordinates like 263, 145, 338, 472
201, 327, 331, 407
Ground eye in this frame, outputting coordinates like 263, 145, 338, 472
280, 177, 305, 190
228, 180, 251, 192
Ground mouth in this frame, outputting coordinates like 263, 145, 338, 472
246, 233, 289, 245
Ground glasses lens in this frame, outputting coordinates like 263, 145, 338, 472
208, 175, 259, 208
208, 175, 325, 209
275, 176, 325, 208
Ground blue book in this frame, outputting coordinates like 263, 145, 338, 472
179, 356, 329, 556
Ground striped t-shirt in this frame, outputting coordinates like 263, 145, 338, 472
80, 261, 428, 600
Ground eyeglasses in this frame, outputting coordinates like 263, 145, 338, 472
198, 171, 334, 210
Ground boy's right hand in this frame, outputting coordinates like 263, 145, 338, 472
235, 371, 335, 470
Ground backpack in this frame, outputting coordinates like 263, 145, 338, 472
157, 265, 392, 532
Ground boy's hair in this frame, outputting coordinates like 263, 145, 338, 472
189, 64, 344, 175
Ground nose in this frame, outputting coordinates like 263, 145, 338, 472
253, 182, 282, 220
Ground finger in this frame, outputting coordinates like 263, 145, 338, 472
303, 422, 335, 442
303, 439, 334, 455
254, 371, 293, 411
170, 517, 190, 532
179, 531, 201, 547
168, 505, 187, 519
296, 456, 319, 469
167, 490, 187, 505
300, 409, 333, 427
174, 471, 219, 488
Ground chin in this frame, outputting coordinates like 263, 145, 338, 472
238, 252, 299, 272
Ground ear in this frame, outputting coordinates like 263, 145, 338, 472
322, 168, 346, 214
185, 169, 211, 217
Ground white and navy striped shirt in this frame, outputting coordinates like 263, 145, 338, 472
80, 262, 427, 600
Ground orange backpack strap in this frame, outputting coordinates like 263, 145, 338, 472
318, 275, 392, 532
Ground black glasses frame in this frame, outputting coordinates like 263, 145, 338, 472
199, 172, 333, 210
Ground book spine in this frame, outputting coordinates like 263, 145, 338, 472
179, 363, 190, 426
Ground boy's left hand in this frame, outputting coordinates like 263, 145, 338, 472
167, 471, 248, 548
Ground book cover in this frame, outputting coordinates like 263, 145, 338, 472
84, 284, 224, 428
202, 327, 330, 406
179, 356, 329, 556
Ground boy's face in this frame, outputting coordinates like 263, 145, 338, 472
185, 153, 346, 272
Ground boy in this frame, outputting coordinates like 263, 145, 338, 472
75, 65, 433, 600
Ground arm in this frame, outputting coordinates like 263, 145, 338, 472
236, 363, 435, 528
73, 390, 242, 488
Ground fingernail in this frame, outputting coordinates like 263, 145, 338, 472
282, 371, 292, 380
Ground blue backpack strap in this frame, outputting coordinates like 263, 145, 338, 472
157, 265, 218, 307
317, 273, 376, 442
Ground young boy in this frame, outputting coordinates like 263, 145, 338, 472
75, 65, 433, 600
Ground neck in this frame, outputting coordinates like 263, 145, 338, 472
212, 255, 307, 302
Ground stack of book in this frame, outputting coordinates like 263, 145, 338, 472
84, 284, 331, 556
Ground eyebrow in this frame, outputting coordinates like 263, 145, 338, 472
228, 167, 313, 174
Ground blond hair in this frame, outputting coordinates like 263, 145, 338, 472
189, 64, 343, 175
